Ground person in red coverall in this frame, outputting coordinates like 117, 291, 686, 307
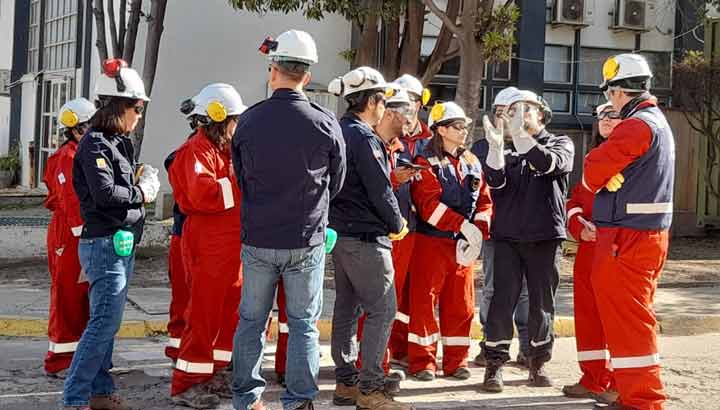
562, 102, 621, 405
583, 54, 675, 410
168, 83, 247, 409
408, 101, 492, 381
43, 98, 96, 378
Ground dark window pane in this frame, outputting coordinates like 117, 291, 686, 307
543, 91, 571, 113
544, 45, 572, 83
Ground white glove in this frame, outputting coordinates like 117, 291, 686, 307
508, 103, 537, 154
456, 239, 481, 267
460, 220, 483, 247
483, 115, 505, 170
138, 165, 160, 203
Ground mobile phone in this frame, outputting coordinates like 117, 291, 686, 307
396, 158, 429, 170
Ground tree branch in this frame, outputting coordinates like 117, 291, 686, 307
119, 0, 127, 56
92, 0, 109, 64
107, 0, 121, 57
419, 0, 460, 84
122, 0, 142, 65
422, 0, 462, 37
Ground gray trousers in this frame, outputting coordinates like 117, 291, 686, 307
330, 237, 396, 394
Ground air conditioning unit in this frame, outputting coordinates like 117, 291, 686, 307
612, 0, 647, 31
551, 0, 595, 26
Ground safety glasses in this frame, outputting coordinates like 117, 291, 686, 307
448, 122, 467, 132
387, 106, 416, 120
598, 111, 621, 120
133, 104, 145, 115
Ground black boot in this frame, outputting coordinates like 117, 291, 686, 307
481, 363, 503, 393
528, 358, 553, 387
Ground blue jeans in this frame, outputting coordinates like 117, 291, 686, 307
478, 240, 529, 355
232, 245, 324, 410
63, 236, 135, 406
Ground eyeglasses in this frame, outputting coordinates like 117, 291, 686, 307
448, 122, 467, 131
597, 111, 621, 120
133, 104, 145, 114
387, 106, 416, 120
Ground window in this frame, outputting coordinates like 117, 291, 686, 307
43, 0, 78, 71
543, 91, 571, 113
426, 84, 486, 111
579, 48, 626, 86
0, 70, 9, 95
544, 45, 572, 83
493, 60, 511, 80
639, 51, 672, 89
28, 0, 40, 72
577, 92, 606, 115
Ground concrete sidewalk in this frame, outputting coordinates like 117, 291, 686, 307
1, 283, 719, 338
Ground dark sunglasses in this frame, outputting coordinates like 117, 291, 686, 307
133, 104, 145, 114
598, 111, 621, 120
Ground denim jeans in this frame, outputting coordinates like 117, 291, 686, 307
63, 236, 135, 406
232, 245, 324, 410
478, 240, 530, 355
330, 237, 396, 394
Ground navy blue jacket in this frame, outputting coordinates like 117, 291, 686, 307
72, 129, 145, 241
164, 150, 186, 236
232, 89, 346, 249
472, 129, 574, 242
329, 113, 404, 247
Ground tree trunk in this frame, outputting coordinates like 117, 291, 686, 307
92, 0, 109, 65
107, 0, 120, 57
122, 0, 142, 66
382, 17, 401, 79
399, 0, 425, 76
353, 13, 379, 67
419, 0, 461, 85
132, 0, 168, 159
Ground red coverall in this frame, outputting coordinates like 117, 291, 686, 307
271, 279, 289, 378
408, 151, 492, 375
566, 183, 613, 393
583, 100, 670, 410
169, 129, 243, 395
42, 140, 90, 374
165, 234, 189, 361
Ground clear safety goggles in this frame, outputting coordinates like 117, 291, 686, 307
386, 105, 417, 120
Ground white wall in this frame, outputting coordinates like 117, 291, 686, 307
0, 0, 15, 157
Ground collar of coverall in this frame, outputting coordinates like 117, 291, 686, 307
270, 88, 309, 101
402, 120, 432, 142
619, 92, 654, 120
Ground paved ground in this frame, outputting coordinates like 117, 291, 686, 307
0, 335, 718, 410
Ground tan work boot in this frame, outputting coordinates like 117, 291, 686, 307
333, 383, 359, 406
89, 394, 134, 410
563, 382, 618, 403
356, 390, 416, 410
171, 384, 221, 409
205, 372, 232, 398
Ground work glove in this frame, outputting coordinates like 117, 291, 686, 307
605, 173, 624, 192
137, 164, 160, 203
578, 216, 597, 242
460, 220, 483, 248
483, 115, 505, 170
456, 239, 481, 267
508, 103, 537, 154
389, 218, 409, 241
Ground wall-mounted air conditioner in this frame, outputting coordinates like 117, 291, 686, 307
551, 0, 595, 27
612, 0, 648, 31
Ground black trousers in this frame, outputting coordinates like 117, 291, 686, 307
483, 239, 561, 365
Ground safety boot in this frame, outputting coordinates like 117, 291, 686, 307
384, 370, 404, 396
205, 372, 232, 398
89, 394, 135, 410
528, 358, 553, 387
563, 383, 619, 404
355, 390, 416, 410
171, 384, 221, 409
333, 383, 359, 406
451, 367, 471, 380
412, 370, 435, 381
481, 363, 503, 393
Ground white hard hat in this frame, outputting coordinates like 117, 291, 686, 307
595, 101, 614, 115
386, 86, 412, 106
329, 67, 389, 98
600, 53, 653, 91
94, 59, 150, 102
493, 87, 519, 107
264, 30, 318, 65
394, 74, 423, 97
505, 89, 544, 108
58, 98, 96, 129
190, 83, 246, 123
428, 101, 472, 128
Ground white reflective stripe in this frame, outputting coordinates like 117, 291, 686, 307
427, 203, 448, 226
626, 202, 673, 214
175, 359, 214, 374
611, 353, 660, 369
427, 157, 441, 166
167, 338, 181, 349
217, 177, 234, 210
484, 339, 512, 347
567, 207, 583, 224
57, 172, 66, 184
577, 349, 610, 362
489, 180, 507, 190
71, 225, 83, 237
474, 212, 491, 225
48, 341, 79, 354
530, 335, 552, 348
543, 154, 557, 175
408, 332, 439, 346
395, 312, 410, 324
213, 349, 232, 362
279, 322, 289, 334
441, 336, 471, 346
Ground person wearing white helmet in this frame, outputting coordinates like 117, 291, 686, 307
231, 30, 346, 410
42, 98, 95, 379
166, 83, 245, 409
583, 54, 674, 410
405, 101, 491, 382
328, 67, 414, 410
478, 89, 574, 394
64, 59, 158, 410
471, 86, 531, 369
561, 102, 621, 405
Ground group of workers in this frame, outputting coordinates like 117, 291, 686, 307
42, 27, 673, 410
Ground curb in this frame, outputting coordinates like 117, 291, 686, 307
3, 315, 718, 339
